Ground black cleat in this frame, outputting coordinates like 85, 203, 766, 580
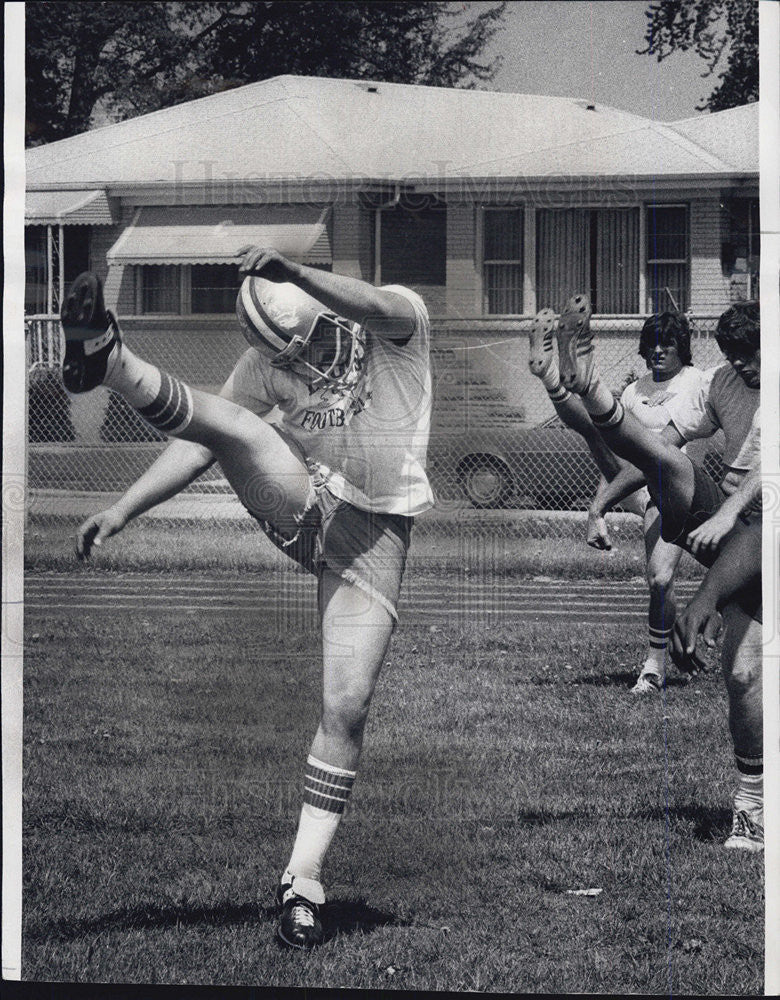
275, 876, 324, 950
60, 272, 120, 393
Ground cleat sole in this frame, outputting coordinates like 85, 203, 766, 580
528, 308, 557, 377
557, 294, 593, 394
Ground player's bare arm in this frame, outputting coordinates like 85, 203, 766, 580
686, 464, 762, 559
237, 245, 416, 340
587, 456, 642, 515
74, 361, 279, 560
76, 439, 216, 558
671, 525, 761, 666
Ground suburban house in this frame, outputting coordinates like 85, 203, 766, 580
24, 76, 758, 508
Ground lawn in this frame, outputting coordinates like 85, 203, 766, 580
22, 600, 762, 993
25, 512, 707, 581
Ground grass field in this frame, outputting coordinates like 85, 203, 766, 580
22, 586, 762, 992
25, 512, 708, 581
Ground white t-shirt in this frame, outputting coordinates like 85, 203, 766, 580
665, 363, 760, 470
620, 365, 706, 443
223, 284, 434, 517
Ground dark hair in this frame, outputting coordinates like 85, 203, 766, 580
638, 312, 692, 366
715, 301, 760, 355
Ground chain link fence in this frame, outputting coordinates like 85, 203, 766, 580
25, 313, 726, 539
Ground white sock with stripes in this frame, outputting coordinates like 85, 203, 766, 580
103, 347, 193, 435
645, 625, 673, 675
284, 755, 356, 883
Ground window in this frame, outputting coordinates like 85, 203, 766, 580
379, 204, 447, 286
483, 208, 523, 314
721, 198, 759, 300
536, 208, 639, 314
64, 227, 90, 286
191, 264, 239, 313
25, 226, 48, 315
141, 265, 180, 313
25, 225, 91, 316
137, 263, 260, 314
646, 204, 689, 312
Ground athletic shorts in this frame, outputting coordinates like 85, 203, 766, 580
732, 576, 762, 623
648, 459, 725, 566
253, 486, 412, 621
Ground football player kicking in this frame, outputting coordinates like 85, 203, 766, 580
553, 296, 763, 850
62, 246, 434, 947
529, 310, 707, 694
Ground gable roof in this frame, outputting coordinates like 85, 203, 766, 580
26, 75, 758, 191
665, 103, 758, 173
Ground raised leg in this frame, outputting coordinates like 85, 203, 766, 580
527, 307, 621, 481
60, 273, 313, 533
556, 295, 696, 543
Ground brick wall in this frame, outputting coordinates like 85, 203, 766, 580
87, 193, 737, 322
689, 197, 729, 313
92, 203, 136, 315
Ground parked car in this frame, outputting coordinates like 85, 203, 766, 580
427, 416, 601, 510
427, 417, 725, 511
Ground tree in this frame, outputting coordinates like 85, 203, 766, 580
25, 1, 506, 146
639, 0, 757, 112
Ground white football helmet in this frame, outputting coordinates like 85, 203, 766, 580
236, 275, 365, 390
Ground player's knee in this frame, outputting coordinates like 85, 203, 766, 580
723, 654, 762, 701
321, 687, 372, 740
647, 566, 675, 592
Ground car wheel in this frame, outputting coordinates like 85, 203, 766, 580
458, 455, 514, 509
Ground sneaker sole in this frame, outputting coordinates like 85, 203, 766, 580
724, 837, 764, 853
557, 294, 592, 394
528, 308, 557, 377
277, 926, 312, 949
630, 682, 662, 695
61, 273, 104, 341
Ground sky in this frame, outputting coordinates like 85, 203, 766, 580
469, 0, 721, 121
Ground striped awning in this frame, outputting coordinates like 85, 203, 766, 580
107, 205, 332, 265
25, 189, 116, 225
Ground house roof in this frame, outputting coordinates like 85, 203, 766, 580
665, 103, 758, 174
25, 188, 117, 225
26, 75, 758, 192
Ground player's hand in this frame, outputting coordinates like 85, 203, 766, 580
236, 245, 293, 283
586, 508, 612, 550
670, 593, 721, 674
686, 509, 737, 559
75, 507, 127, 560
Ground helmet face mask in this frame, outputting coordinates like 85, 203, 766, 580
275, 314, 361, 389
236, 276, 365, 391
